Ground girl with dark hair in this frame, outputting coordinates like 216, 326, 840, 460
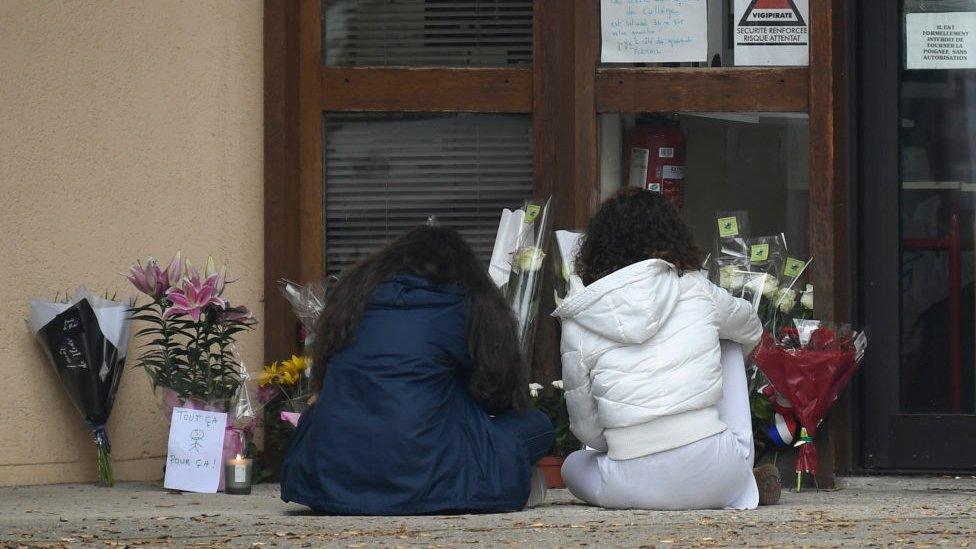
281, 225, 552, 515
554, 188, 779, 510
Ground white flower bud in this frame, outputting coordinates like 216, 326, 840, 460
776, 288, 798, 314
516, 246, 546, 272
800, 284, 814, 310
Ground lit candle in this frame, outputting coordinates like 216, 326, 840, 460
224, 454, 252, 495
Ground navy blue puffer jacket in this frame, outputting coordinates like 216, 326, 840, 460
281, 274, 531, 515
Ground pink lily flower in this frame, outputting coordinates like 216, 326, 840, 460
205, 256, 228, 295
215, 264, 227, 295
126, 258, 163, 298
165, 251, 183, 288
163, 273, 227, 322
184, 259, 202, 287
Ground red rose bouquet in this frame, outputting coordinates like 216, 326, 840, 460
751, 324, 867, 490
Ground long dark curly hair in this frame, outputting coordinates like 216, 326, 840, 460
576, 188, 703, 285
312, 225, 529, 413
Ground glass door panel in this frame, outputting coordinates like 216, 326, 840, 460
861, 0, 976, 471
900, 1, 976, 416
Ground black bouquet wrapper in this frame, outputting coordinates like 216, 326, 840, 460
35, 298, 126, 483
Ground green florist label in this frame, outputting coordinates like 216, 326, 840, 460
524, 204, 541, 223
784, 257, 806, 277
717, 216, 739, 237
750, 243, 770, 263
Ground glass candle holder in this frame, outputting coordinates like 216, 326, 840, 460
224, 455, 252, 495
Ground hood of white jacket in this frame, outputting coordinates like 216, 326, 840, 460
552, 259, 681, 344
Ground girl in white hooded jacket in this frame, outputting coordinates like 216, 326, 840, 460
554, 189, 778, 510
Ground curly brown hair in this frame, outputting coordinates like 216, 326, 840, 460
576, 188, 703, 285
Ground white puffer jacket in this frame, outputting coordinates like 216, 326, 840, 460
552, 259, 762, 460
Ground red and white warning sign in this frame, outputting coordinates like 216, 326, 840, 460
734, 0, 809, 66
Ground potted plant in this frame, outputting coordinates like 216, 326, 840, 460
126, 252, 258, 490
530, 380, 579, 488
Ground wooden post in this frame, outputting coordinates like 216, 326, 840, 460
264, 0, 301, 367
808, 0, 852, 487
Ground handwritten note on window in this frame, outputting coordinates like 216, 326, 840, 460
163, 407, 228, 493
601, 0, 708, 63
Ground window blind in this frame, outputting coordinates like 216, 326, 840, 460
324, 112, 534, 276
323, 0, 533, 66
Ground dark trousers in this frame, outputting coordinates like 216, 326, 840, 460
492, 408, 554, 464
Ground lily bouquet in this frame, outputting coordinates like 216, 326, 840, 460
489, 196, 553, 365
126, 252, 258, 488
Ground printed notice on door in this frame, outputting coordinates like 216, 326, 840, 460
601, 0, 708, 63
733, 0, 809, 66
906, 12, 976, 70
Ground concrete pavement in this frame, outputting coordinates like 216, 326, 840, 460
1, 477, 974, 548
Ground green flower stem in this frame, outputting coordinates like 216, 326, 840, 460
97, 446, 114, 487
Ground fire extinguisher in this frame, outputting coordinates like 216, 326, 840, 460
624, 115, 686, 209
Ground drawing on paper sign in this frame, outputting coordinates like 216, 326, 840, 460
739, 0, 806, 28
189, 429, 205, 452
164, 407, 228, 493
733, 0, 809, 66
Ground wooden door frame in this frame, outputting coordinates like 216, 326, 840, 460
264, 0, 853, 479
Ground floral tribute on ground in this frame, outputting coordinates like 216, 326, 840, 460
126, 252, 258, 491
255, 279, 327, 469
489, 196, 553, 365
708, 212, 867, 490
27, 289, 133, 486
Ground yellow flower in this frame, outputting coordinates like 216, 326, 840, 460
260, 355, 307, 387
258, 361, 282, 387
279, 369, 300, 386
281, 355, 307, 377
282, 355, 307, 374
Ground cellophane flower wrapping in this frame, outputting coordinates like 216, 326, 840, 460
507, 197, 553, 365
553, 230, 583, 308
710, 211, 831, 478
28, 288, 133, 487
263, 278, 334, 430
752, 323, 867, 489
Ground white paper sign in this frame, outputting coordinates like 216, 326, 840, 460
906, 12, 976, 70
601, 0, 708, 63
163, 407, 228, 493
628, 147, 650, 187
733, 0, 809, 66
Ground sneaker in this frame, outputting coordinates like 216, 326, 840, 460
525, 466, 548, 508
754, 463, 782, 505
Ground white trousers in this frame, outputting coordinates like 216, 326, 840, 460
561, 341, 759, 510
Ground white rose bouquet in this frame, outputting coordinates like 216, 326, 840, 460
489, 196, 553, 366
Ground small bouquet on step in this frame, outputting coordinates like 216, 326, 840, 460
488, 196, 553, 364
258, 354, 312, 428
126, 252, 258, 491
752, 322, 867, 490
27, 288, 133, 486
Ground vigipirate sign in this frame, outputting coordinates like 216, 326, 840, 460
734, 0, 809, 66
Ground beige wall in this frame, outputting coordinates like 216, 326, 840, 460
0, 1, 264, 486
